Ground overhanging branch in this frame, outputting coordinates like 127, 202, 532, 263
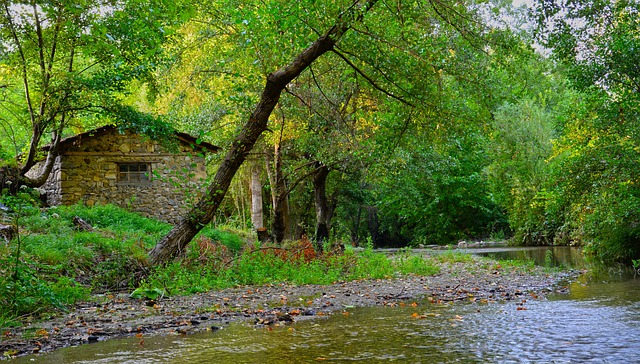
332, 49, 414, 107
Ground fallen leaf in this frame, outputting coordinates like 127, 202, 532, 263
411, 302, 418, 307
4, 349, 18, 357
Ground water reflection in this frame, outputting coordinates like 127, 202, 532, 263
18, 281, 640, 364
13, 247, 640, 363
477, 246, 587, 269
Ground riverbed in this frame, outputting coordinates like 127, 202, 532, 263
6, 247, 639, 363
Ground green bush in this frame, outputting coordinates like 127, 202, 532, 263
0, 201, 160, 325
199, 227, 245, 253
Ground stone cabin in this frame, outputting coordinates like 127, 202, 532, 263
32, 125, 219, 223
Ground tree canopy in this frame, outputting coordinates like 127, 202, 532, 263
1, 0, 638, 262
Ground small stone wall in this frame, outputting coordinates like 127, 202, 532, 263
35, 129, 210, 224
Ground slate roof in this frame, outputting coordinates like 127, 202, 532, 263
44, 125, 220, 153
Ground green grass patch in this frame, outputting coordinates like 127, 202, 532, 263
433, 250, 476, 264
140, 245, 440, 296
0, 199, 441, 328
198, 226, 245, 253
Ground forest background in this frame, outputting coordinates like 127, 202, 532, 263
1, 0, 639, 264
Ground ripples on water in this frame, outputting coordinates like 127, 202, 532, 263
14, 248, 640, 364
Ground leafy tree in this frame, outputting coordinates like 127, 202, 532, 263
148, 0, 501, 263
486, 98, 557, 245
535, 0, 640, 260
0, 0, 188, 190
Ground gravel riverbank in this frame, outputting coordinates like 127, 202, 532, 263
0, 256, 581, 360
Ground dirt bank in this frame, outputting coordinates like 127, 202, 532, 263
0, 257, 581, 360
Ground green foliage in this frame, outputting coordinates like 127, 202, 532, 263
0, 202, 169, 325
0, 200, 443, 325
56, 203, 171, 241
0, 0, 193, 176
110, 106, 179, 152
130, 287, 166, 300
433, 251, 475, 264
539, 88, 640, 260
527, 0, 640, 261
199, 227, 245, 253
0, 250, 90, 327
486, 99, 558, 245
142, 244, 440, 296
371, 119, 505, 246
396, 254, 441, 276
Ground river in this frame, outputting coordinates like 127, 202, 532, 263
12, 247, 640, 363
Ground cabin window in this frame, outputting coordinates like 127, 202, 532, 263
118, 163, 151, 185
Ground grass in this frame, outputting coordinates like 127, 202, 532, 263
140, 244, 441, 296
433, 250, 476, 264
0, 197, 442, 328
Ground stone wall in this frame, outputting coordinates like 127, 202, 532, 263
36, 128, 209, 224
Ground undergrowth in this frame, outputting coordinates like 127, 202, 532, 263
0, 197, 441, 328
140, 242, 441, 297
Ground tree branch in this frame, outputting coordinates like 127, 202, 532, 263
332, 49, 414, 106
149, 0, 381, 264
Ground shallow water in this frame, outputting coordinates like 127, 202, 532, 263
13, 248, 640, 363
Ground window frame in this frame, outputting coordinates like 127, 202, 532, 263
117, 162, 152, 185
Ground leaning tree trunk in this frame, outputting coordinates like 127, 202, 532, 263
2, 130, 62, 191
313, 163, 334, 251
148, 0, 379, 265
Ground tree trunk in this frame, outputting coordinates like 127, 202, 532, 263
313, 163, 334, 251
0, 165, 20, 194
270, 143, 290, 244
367, 206, 380, 247
21, 130, 62, 188
264, 148, 277, 215
148, 0, 379, 264
250, 162, 264, 232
